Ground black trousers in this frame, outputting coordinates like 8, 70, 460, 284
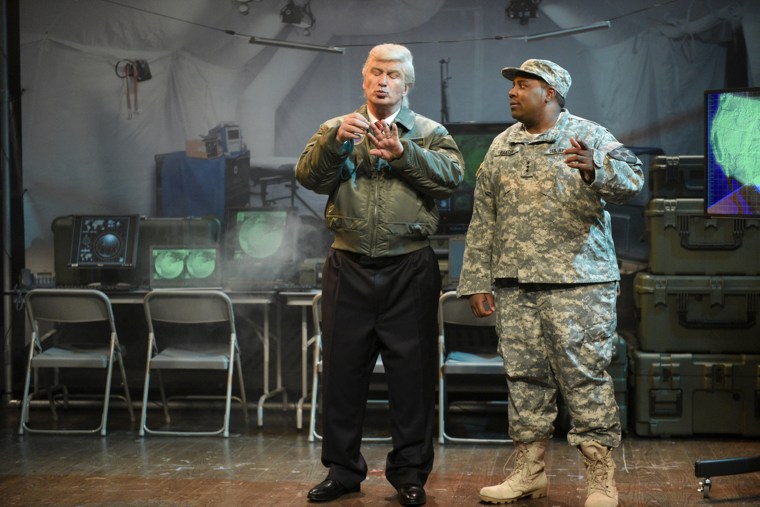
320, 246, 440, 489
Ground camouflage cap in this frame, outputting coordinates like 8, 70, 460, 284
501, 59, 572, 98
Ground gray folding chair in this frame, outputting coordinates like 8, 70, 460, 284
438, 290, 510, 444
18, 289, 134, 436
140, 290, 248, 437
308, 293, 390, 443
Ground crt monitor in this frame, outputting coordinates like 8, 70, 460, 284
439, 122, 511, 234
68, 215, 139, 268
226, 207, 297, 262
704, 86, 760, 217
224, 207, 299, 284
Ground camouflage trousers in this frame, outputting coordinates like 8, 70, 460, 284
494, 282, 621, 448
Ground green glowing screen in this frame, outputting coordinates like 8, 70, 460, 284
151, 247, 217, 281
705, 88, 760, 217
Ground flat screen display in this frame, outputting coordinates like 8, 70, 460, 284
439, 123, 511, 234
447, 236, 466, 285
68, 215, 139, 268
150, 246, 221, 288
704, 87, 760, 217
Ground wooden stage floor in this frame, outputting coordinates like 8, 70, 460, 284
1, 402, 760, 506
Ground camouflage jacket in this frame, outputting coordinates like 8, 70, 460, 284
457, 109, 644, 296
296, 104, 464, 257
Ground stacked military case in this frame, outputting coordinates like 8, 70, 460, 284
630, 155, 760, 437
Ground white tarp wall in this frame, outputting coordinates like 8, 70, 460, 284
18, 0, 758, 273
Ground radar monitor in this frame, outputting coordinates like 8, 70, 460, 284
68, 215, 139, 268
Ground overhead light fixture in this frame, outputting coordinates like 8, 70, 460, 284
505, 0, 542, 25
523, 20, 611, 41
234, 0, 252, 15
248, 36, 344, 54
280, 1, 315, 32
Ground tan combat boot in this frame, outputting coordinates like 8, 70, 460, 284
479, 439, 549, 504
579, 441, 618, 507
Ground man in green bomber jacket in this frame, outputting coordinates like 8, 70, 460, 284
296, 43, 463, 506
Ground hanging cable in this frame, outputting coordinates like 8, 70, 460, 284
96, 0, 682, 49
114, 59, 136, 118
114, 59, 151, 119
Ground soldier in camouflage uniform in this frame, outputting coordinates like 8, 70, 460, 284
456, 59, 643, 507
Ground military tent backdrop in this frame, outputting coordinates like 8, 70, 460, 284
14, 0, 759, 272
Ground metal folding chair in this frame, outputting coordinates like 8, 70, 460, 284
18, 289, 134, 436
140, 290, 248, 437
307, 293, 390, 443
438, 290, 510, 444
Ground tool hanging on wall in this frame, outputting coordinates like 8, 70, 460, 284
114, 59, 152, 119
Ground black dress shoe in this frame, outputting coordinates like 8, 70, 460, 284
307, 479, 359, 502
397, 484, 426, 506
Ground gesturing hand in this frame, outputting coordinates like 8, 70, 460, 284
337, 113, 370, 144
564, 137, 595, 183
367, 120, 404, 161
